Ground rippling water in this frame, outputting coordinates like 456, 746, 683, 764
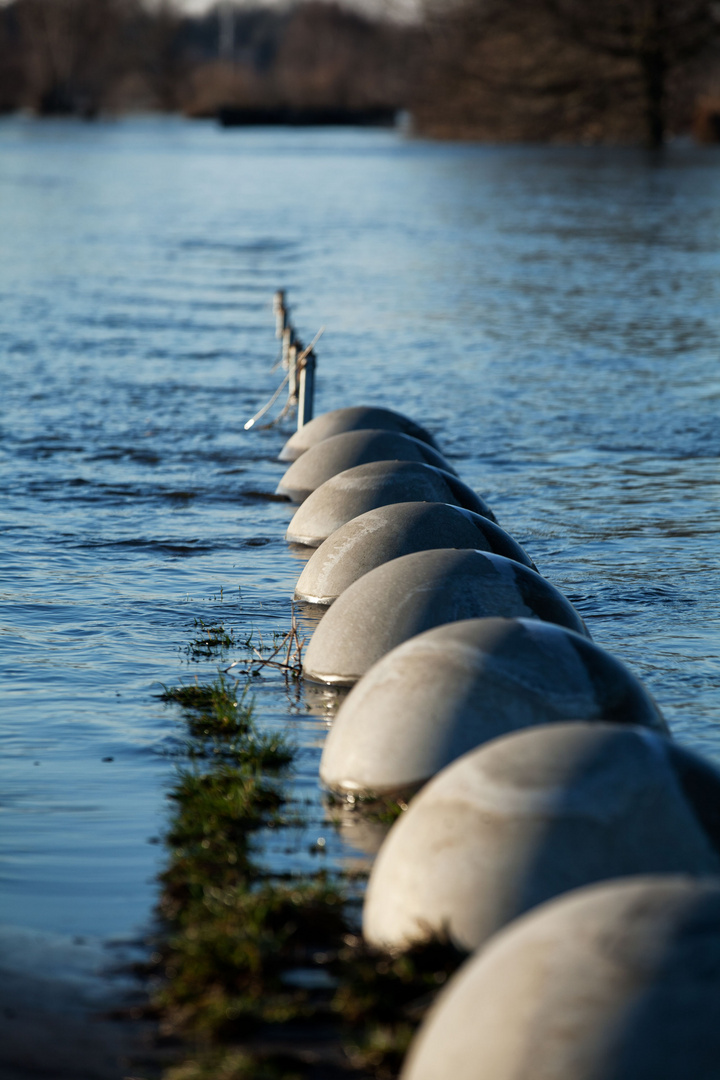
1, 117, 719, 956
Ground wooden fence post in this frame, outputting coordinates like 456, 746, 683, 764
298, 350, 316, 428
273, 290, 287, 338
288, 343, 299, 404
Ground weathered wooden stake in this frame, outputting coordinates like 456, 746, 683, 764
288, 343, 299, 403
273, 290, 287, 338
298, 350, 316, 428
282, 326, 294, 370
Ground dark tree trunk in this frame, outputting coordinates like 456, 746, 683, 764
640, 47, 667, 147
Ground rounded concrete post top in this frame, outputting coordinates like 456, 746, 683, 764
386, 721, 699, 814
363, 723, 720, 954
276, 429, 458, 503
279, 405, 440, 461
319, 616, 667, 797
401, 875, 720, 1080
295, 503, 536, 605
303, 548, 589, 686
285, 461, 497, 547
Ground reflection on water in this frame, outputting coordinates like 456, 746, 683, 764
0, 119, 719, 955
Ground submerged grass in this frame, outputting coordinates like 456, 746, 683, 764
185, 618, 238, 659
147, 618, 466, 1080
160, 675, 255, 739
157, 875, 350, 1040
325, 791, 410, 828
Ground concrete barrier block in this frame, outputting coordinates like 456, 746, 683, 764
363, 724, 720, 952
279, 405, 439, 461
320, 618, 666, 796
286, 461, 497, 547
303, 549, 589, 686
295, 503, 536, 605
402, 876, 720, 1080
276, 429, 456, 503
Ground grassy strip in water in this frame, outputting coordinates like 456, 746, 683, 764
160, 676, 256, 739
185, 618, 239, 659
325, 791, 410, 828
151, 627, 466, 1079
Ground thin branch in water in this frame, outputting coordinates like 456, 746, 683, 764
223, 617, 306, 679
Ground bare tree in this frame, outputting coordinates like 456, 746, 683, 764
417, 0, 720, 144
15, 0, 145, 115
540, 0, 719, 145
273, 1, 413, 109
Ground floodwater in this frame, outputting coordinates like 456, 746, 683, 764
1, 114, 719, 1052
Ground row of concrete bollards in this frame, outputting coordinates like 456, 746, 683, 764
259, 295, 720, 1080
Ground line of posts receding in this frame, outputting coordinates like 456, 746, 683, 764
273, 289, 317, 429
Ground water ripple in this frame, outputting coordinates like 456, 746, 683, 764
0, 118, 718, 943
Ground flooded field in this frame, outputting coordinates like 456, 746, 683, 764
1, 115, 719, 1071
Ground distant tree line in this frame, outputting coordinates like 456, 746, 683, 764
0, 0, 718, 144
0, 0, 174, 115
0, 0, 417, 118
180, 2, 417, 119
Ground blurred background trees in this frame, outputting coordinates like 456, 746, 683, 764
544, 0, 718, 145
0, 0, 184, 114
0, 0, 416, 118
179, 2, 417, 118
416, 0, 720, 145
0, 0, 718, 143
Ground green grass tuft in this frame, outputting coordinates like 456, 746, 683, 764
185, 618, 238, 658
160, 677, 258, 739
156, 875, 350, 1039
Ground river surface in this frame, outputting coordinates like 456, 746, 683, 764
1, 117, 719, 963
